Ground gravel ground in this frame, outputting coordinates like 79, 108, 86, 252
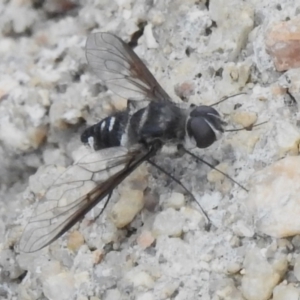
1, 0, 300, 300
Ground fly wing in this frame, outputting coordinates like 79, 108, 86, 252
18, 146, 152, 253
86, 32, 172, 103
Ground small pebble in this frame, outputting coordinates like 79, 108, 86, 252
110, 189, 144, 228
265, 16, 300, 71
136, 292, 155, 300
67, 230, 85, 252
137, 230, 155, 249
273, 283, 300, 300
230, 111, 258, 128
124, 270, 155, 289
293, 254, 300, 281
152, 208, 184, 237
247, 156, 300, 237
43, 272, 75, 300
160, 192, 185, 210
241, 249, 286, 300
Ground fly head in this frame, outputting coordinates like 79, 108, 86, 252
186, 106, 224, 148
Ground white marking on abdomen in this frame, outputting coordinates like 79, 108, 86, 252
121, 121, 130, 147
108, 117, 115, 132
101, 121, 106, 131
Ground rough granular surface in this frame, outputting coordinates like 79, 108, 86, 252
1, 1, 300, 299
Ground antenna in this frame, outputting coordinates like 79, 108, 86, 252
210, 92, 247, 107
225, 120, 269, 132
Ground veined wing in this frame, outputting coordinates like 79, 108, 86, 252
18, 145, 157, 253
86, 32, 172, 103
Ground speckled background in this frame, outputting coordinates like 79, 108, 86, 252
1, 1, 300, 300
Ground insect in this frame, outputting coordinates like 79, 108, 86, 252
18, 32, 244, 253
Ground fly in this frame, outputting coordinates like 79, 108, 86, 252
18, 32, 246, 253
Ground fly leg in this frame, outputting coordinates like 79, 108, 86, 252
91, 191, 113, 222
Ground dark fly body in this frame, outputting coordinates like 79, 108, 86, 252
18, 32, 243, 253
81, 33, 223, 151
81, 110, 129, 150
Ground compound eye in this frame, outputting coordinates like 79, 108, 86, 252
190, 106, 224, 133
187, 117, 217, 148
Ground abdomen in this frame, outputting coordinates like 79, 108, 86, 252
81, 111, 128, 150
